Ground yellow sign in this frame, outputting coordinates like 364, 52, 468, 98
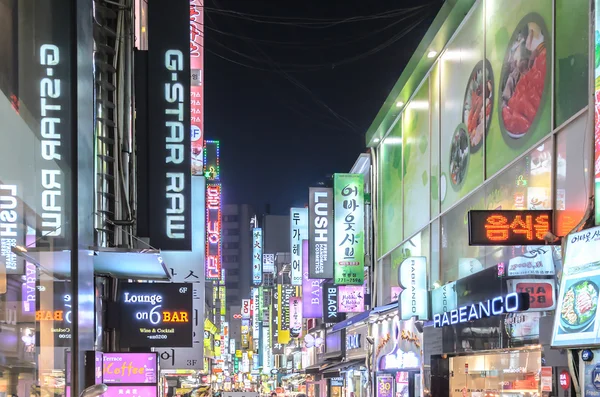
277, 285, 290, 344
235, 350, 242, 358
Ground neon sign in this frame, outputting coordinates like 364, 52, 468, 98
205, 183, 221, 279
468, 210, 554, 246
190, 1, 204, 175
433, 292, 530, 328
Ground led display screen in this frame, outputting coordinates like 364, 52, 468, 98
468, 210, 553, 246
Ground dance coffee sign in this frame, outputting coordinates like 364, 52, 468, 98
119, 283, 193, 348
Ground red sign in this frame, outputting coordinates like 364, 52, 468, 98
513, 281, 555, 310
205, 184, 222, 280
233, 314, 242, 319
190, 1, 204, 175
468, 210, 554, 246
559, 370, 570, 390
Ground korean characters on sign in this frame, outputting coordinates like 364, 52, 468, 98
468, 210, 554, 246
333, 173, 365, 285
290, 208, 308, 285
252, 228, 263, 285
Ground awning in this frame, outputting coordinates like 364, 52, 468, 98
322, 359, 366, 378
331, 302, 398, 333
14, 246, 169, 280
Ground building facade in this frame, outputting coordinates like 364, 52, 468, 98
222, 204, 254, 307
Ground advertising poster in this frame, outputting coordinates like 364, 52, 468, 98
190, 0, 204, 175
147, 0, 191, 250
541, 366, 552, 392
376, 374, 394, 397
302, 239, 323, 318
398, 256, 428, 320
403, 79, 431, 238
333, 173, 365, 285
289, 297, 302, 338
552, 226, 600, 347
584, 350, 600, 396
507, 278, 555, 311
118, 283, 193, 348
241, 299, 251, 319
440, 0, 485, 213
308, 187, 334, 278
485, 0, 552, 178
379, 119, 403, 256
596, 0, 600, 226
103, 353, 157, 384
337, 286, 364, 313
263, 253, 275, 274
504, 312, 540, 342
252, 228, 263, 285
290, 207, 308, 285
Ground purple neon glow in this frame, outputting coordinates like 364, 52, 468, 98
302, 239, 323, 318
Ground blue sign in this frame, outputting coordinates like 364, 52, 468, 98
433, 292, 530, 328
584, 350, 595, 362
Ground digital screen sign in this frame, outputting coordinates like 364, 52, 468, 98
468, 210, 553, 246
103, 353, 157, 384
118, 283, 193, 348
36, 281, 71, 346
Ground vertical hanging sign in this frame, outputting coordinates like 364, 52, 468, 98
333, 174, 364, 285
190, 0, 204, 175
290, 207, 308, 285
398, 256, 429, 320
309, 187, 334, 279
595, 0, 600, 225
147, 0, 192, 250
277, 284, 294, 344
252, 228, 263, 285
302, 239, 323, 318
289, 297, 303, 338
205, 184, 221, 280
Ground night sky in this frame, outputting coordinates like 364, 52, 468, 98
204, 0, 443, 214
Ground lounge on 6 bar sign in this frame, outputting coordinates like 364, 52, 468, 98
119, 283, 193, 348
147, 0, 192, 250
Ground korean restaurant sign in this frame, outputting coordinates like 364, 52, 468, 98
290, 208, 308, 285
205, 183, 222, 280
38, 42, 71, 243
303, 239, 323, 318
263, 253, 275, 273
118, 282, 193, 348
398, 257, 429, 320
252, 228, 263, 285
309, 187, 334, 279
147, 0, 192, 250
333, 173, 364, 285
468, 210, 554, 246
190, 1, 204, 175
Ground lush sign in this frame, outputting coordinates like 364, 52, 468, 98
333, 173, 364, 285
119, 283, 193, 348
309, 187, 334, 278
433, 292, 530, 328
468, 210, 553, 246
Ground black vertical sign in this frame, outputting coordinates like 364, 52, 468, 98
309, 187, 334, 279
322, 282, 345, 324
147, 0, 192, 250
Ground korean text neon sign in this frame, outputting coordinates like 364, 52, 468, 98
468, 210, 553, 246
205, 184, 221, 279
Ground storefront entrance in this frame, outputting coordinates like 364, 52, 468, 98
448, 349, 542, 396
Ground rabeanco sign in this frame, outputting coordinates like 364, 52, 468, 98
433, 292, 529, 328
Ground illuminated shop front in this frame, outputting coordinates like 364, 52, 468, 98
341, 324, 369, 397
373, 312, 423, 397
425, 265, 567, 396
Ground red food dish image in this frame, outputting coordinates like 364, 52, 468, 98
462, 60, 493, 151
500, 18, 548, 138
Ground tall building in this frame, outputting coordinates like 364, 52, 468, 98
222, 204, 254, 306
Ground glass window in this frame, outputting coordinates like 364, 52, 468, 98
379, 119, 403, 256
430, 63, 441, 218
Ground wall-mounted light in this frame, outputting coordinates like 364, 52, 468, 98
373, 138, 380, 143
427, 50, 437, 58
395, 101, 404, 108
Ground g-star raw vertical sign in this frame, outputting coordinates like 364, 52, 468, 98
38, 41, 71, 243
252, 228, 263, 285
334, 174, 364, 285
0, 184, 24, 274
190, 1, 204, 175
290, 208, 308, 285
148, 0, 191, 250
398, 257, 428, 320
205, 184, 222, 280
309, 187, 334, 279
